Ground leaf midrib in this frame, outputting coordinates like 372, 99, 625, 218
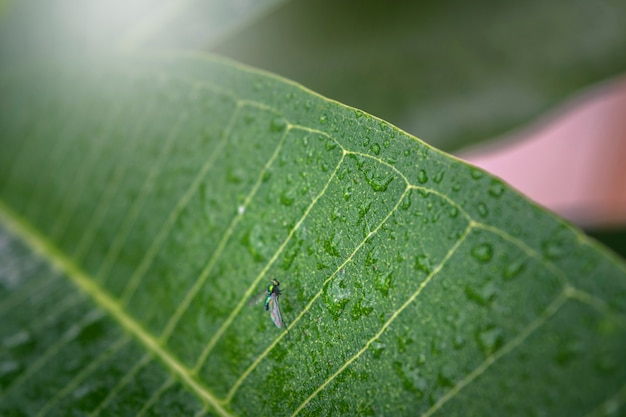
0, 199, 232, 417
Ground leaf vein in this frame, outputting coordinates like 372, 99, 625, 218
0, 200, 233, 417
119, 97, 243, 306
289, 223, 474, 416
193, 138, 346, 371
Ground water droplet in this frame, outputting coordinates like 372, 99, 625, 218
555, 337, 583, 366
477, 202, 489, 218
489, 180, 505, 197
476, 326, 504, 356
350, 294, 374, 320
325, 139, 338, 151
280, 189, 295, 206
471, 243, 493, 263
0, 358, 19, 377
433, 170, 445, 184
323, 233, 341, 257
375, 271, 393, 297
465, 280, 497, 306
542, 237, 566, 260
343, 185, 352, 201
452, 334, 466, 350
242, 224, 270, 262
226, 167, 244, 184
3, 331, 31, 348
354, 109, 364, 118
400, 193, 412, 210
365, 172, 395, 192
270, 116, 287, 132
369, 341, 385, 359
414, 253, 432, 273
417, 170, 428, 184
403, 149, 411, 156
281, 240, 303, 271
503, 258, 526, 280
392, 362, 427, 398
237, 205, 245, 215
370, 143, 381, 155
319, 114, 328, 124
396, 335, 414, 353
470, 168, 484, 180
73, 384, 92, 399
437, 364, 456, 388
449, 206, 459, 218
323, 274, 351, 319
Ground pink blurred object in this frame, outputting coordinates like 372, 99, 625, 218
458, 77, 626, 229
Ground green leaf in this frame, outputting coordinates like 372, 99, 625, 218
212, 0, 626, 151
1, 53, 625, 416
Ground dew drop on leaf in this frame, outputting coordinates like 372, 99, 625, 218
503, 258, 526, 280
471, 243, 493, 263
437, 364, 456, 388
470, 167, 484, 180
325, 139, 338, 151
242, 224, 269, 262
323, 274, 351, 319
375, 270, 393, 297
0, 360, 19, 377
3, 330, 31, 348
400, 193, 412, 210
350, 295, 374, 320
452, 334, 466, 350
280, 189, 295, 206
555, 337, 583, 366
477, 202, 489, 218
343, 185, 352, 201
414, 253, 432, 274
489, 180, 505, 197
270, 116, 287, 132
542, 237, 566, 260
433, 170, 445, 184
365, 172, 394, 192
370, 143, 381, 155
476, 326, 504, 356
465, 280, 497, 307
392, 361, 426, 398
417, 169, 428, 184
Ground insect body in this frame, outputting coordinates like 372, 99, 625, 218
264, 279, 283, 328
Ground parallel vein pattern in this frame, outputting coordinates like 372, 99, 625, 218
0, 54, 625, 417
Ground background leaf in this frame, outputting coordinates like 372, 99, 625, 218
1, 53, 625, 416
211, 0, 626, 151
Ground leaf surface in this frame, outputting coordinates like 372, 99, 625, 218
1, 54, 625, 416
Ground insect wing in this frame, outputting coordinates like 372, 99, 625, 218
267, 292, 283, 328
248, 289, 268, 307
